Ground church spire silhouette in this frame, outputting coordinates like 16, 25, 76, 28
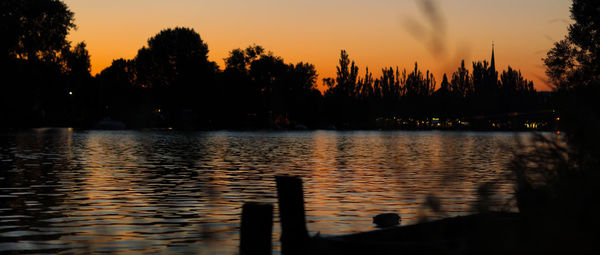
490, 41, 496, 74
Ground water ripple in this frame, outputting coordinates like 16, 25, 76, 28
0, 129, 532, 254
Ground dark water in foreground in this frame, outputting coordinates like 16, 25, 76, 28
0, 129, 531, 254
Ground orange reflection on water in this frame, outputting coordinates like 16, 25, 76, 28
1, 130, 528, 254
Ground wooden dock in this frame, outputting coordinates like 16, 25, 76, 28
240, 175, 522, 255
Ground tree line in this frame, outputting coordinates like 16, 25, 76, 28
1, 0, 550, 130
322, 50, 542, 129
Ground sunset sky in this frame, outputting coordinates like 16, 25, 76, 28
63, 0, 571, 91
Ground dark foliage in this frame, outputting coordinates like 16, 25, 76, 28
2, 0, 551, 131
511, 0, 600, 252
220, 45, 321, 129
321, 49, 543, 130
134, 27, 219, 129
1, 0, 79, 128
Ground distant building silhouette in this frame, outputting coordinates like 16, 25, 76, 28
490, 42, 496, 75
489, 42, 498, 88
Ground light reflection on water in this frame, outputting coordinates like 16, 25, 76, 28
0, 129, 531, 254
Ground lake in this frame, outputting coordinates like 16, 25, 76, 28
0, 129, 532, 254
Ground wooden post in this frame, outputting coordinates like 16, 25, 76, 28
276, 175, 309, 255
240, 202, 274, 255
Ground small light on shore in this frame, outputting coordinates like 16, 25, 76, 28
69, 91, 73, 95
168, 127, 173, 130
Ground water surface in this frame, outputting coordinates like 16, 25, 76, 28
0, 129, 529, 254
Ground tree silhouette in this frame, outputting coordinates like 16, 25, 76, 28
332, 50, 359, 98
1, 0, 548, 130
324, 50, 360, 128
134, 27, 219, 128
220, 45, 320, 129
1, 0, 77, 127
499, 67, 533, 94
2, 0, 75, 62
94, 58, 154, 127
543, 0, 600, 147
221, 45, 268, 128
283, 62, 320, 128
62, 42, 92, 126
356, 67, 374, 101
405, 62, 435, 98
375, 67, 404, 120
136, 27, 215, 87
511, 0, 600, 252
63, 42, 91, 76
498, 66, 535, 113
450, 60, 471, 99
471, 60, 498, 114
249, 53, 288, 126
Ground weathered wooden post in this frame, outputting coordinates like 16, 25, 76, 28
276, 175, 309, 255
240, 202, 274, 255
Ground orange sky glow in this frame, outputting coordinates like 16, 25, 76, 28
63, 0, 571, 91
